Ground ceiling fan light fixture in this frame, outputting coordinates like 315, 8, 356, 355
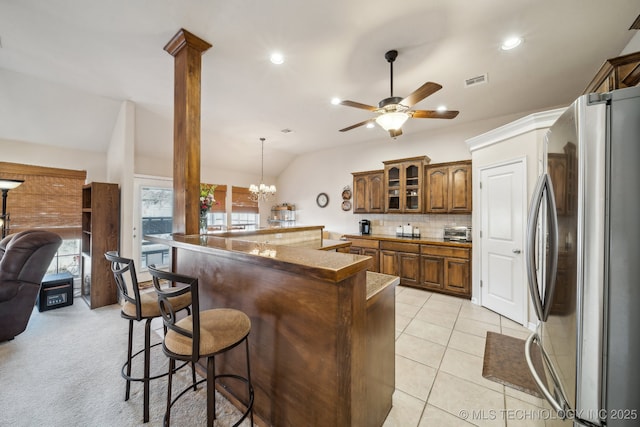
270, 52, 284, 64
501, 36, 522, 51
376, 111, 409, 131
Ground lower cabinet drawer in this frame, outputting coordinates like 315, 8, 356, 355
380, 241, 420, 253
349, 238, 380, 249
421, 244, 469, 259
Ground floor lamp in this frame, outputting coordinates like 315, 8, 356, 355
0, 179, 24, 239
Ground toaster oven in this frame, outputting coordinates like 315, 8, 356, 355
443, 226, 472, 242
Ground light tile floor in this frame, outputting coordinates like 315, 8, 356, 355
384, 285, 551, 427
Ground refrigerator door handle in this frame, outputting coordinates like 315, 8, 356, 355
542, 175, 559, 321
526, 174, 548, 321
526, 173, 559, 322
525, 332, 570, 416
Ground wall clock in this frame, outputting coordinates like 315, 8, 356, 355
316, 192, 329, 208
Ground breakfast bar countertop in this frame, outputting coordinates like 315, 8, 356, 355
285, 238, 352, 251
366, 271, 399, 299
145, 233, 368, 283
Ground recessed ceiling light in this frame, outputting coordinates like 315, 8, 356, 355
501, 37, 523, 51
331, 97, 341, 105
366, 122, 375, 129
270, 52, 284, 65
436, 105, 447, 112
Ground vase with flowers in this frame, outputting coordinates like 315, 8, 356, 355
199, 183, 217, 234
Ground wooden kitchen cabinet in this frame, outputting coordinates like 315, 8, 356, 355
583, 51, 640, 95
419, 244, 471, 298
421, 255, 444, 290
379, 241, 420, 287
352, 170, 384, 213
444, 258, 470, 296
383, 156, 429, 213
425, 160, 472, 214
347, 238, 380, 272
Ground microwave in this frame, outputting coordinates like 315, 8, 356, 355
443, 226, 472, 242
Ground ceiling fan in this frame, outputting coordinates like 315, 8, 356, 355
339, 49, 459, 138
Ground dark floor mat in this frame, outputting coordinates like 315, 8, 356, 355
482, 331, 546, 398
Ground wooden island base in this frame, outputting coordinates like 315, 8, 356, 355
148, 233, 397, 427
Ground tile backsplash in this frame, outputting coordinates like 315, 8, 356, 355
357, 214, 471, 239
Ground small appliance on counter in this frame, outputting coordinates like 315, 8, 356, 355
359, 219, 371, 235
396, 224, 421, 238
443, 226, 471, 242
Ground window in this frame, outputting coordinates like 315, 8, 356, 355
1, 162, 86, 283
0, 162, 86, 239
47, 239, 80, 276
140, 185, 173, 269
231, 186, 259, 230
230, 212, 259, 230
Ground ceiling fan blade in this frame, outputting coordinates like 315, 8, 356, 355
388, 128, 403, 138
400, 82, 442, 107
412, 109, 459, 119
339, 119, 374, 132
340, 100, 378, 111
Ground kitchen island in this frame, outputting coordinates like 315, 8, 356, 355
146, 231, 397, 427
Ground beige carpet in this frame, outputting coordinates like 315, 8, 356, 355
482, 331, 546, 398
0, 299, 250, 426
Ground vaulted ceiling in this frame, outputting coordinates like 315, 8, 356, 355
0, 0, 637, 176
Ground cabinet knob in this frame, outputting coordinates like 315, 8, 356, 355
512, 249, 521, 254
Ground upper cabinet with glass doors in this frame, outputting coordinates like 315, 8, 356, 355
383, 156, 430, 213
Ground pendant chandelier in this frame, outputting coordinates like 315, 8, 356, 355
249, 137, 276, 202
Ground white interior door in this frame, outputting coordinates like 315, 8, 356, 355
480, 159, 526, 324
133, 176, 173, 283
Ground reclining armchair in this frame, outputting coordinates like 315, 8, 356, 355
0, 230, 62, 342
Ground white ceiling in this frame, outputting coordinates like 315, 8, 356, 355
0, 0, 638, 177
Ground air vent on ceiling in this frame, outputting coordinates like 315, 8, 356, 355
465, 73, 488, 88
630, 14, 640, 30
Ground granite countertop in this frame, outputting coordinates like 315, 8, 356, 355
209, 225, 323, 238
285, 239, 352, 251
366, 271, 399, 300
145, 233, 369, 283
342, 233, 472, 248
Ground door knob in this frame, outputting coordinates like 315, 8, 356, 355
513, 249, 521, 254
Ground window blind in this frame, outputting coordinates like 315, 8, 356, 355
211, 184, 227, 213
0, 162, 86, 239
231, 186, 258, 213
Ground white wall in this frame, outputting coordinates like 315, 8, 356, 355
106, 101, 136, 258
621, 32, 640, 55
276, 109, 538, 236
0, 138, 107, 182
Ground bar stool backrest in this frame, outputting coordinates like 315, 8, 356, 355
105, 251, 143, 320
148, 265, 201, 362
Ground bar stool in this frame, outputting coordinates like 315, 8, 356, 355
105, 251, 195, 423
148, 265, 254, 427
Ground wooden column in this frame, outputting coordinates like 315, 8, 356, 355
164, 29, 212, 235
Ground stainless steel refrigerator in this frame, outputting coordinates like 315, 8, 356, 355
525, 85, 640, 426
